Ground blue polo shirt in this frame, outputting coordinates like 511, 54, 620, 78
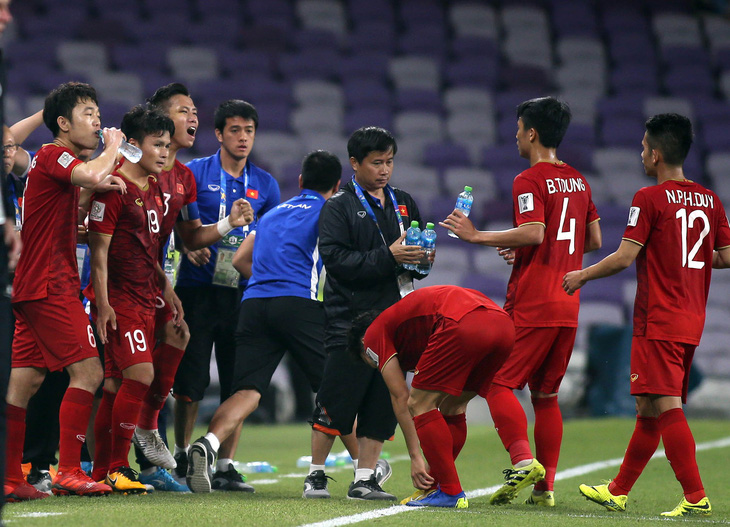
176, 150, 280, 287
244, 189, 325, 300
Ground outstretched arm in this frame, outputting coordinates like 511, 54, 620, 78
563, 239, 641, 295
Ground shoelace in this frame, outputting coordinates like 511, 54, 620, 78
310, 474, 335, 490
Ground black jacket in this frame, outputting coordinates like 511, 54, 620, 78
318, 181, 423, 337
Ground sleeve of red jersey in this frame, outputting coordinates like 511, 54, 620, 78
363, 318, 398, 372
45, 145, 84, 184
512, 173, 545, 227
713, 195, 730, 249
87, 191, 122, 236
586, 196, 600, 224
182, 165, 198, 206
622, 189, 652, 246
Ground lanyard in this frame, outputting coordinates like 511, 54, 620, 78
351, 176, 404, 246
219, 165, 249, 220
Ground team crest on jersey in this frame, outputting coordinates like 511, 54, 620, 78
246, 188, 259, 199
630, 373, 639, 382
57, 151, 74, 168
89, 201, 105, 222
135, 198, 144, 207
518, 192, 534, 214
176, 183, 184, 194
365, 347, 379, 366
208, 184, 220, 192
398, 204, 408, 217
155, 195, 163, 207
357, 210, 367, 218
627, 207, 640, 227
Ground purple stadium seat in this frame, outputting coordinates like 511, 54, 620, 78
460, 272, 507, 299
451, 36, 499, 61
394, 89, 443, 114
494, 90, 538, 119
192, 15, 241, 48
348, 0, 395, 23
124, 14, 189, 45
496, 114, 517, 144
600, 115, 646, 147
664, 67, 716, 99
479, 198, 514, 224
422, 142, 472, 173
713, 48, 730, 72
601, 6, 649, 34
292, 28, 343, 52
278, 50, 342, 81
699, 122, 730, 153
239, 26, 289, 54
563, 123, 597, 148
348, 22, 396, 55
111, 43, 168, 73
343, 79, 392, 109
445, 56, 500, 90
399, 0, 445, 28
597, 96, 644, 120
660, 46, 712, 70
140, 0, 181, 16
339, 53, 391, 84
251, 101, 292, 133
345, 107, 393, 133
607, 32, 656, 66
578, 275, 626, 304
192, 0, 242, 16
500, 64, 553, 92
228, 75, 292, 106
247, 0, 294, 21
550, 1, 599, 37
610, 64, 659, 95
191, 129, 222, 157
217, 48, 274, 78
398, 25, 447, 61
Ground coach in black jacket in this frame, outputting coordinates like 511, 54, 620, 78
304, 127, 428, 500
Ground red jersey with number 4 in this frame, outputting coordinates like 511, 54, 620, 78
157, 159, 197, 241
623, 179, 730, 344
363, 286, 506, 372
84, 174, 164, 312
504, 162, 599, 327
13, 144, 84, 302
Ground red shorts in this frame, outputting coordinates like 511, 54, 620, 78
12, 295, 99, 371
154, 293, 174, 336
492, 326, 577, 394
630, 336, 695, 403
411, 308, 514, 399
100, 309, 155, 379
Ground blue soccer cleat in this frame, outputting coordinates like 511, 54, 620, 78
405, 489, 468, 509
138, 467, 190, 492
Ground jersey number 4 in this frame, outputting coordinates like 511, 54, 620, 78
676, 208, 710, 269
557, 197, 576, 255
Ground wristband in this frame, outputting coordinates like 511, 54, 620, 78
216, 215, 234, 237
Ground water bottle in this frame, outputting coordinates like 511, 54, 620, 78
96, 130, 143, 163
404, 220, 422, 271
239, 461, 278, 473
448, 185, 474, 238
296, 455, 337, 468
418, 222, 437, 275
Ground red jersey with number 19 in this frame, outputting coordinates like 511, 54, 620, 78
623, 179, 730, 345
504, 162, 599, 327
84, 174, 164, 313
12, 144, 84, 302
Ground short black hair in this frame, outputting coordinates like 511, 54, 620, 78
43, 82, 98, 138
346, 310, 382, 363
516, 97, 571, 149
645, 113, 693, 166
301, 150, 342, 192
146, 82, 191, 113
347, 126, 398, 163
214, 99, 259, 131
121, 105, 175, 144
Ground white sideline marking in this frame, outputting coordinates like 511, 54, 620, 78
12, 512, 66, 518
297, 436, 730, 527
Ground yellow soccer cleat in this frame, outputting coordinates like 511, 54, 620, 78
490, 459, 546, 505
105, 466, 148, 495
525, 490, 555, 507
400, 488, 436, 505
661, 497, 711, 517
579, 483, 627, 512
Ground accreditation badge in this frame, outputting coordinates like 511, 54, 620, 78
396, 269, 415, 298
212, 234, 245, 288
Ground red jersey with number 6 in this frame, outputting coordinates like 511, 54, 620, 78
84, 173, 164, 313
623, 179, 730, 344
504, 162, 600, 327
13, 144, 85, 302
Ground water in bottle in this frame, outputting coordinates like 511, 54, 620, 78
418, 222, 437, 275
448, 185, 474, 238
403, 220, 421, 271
96, 130, 143, 163
240, 461, 278, 473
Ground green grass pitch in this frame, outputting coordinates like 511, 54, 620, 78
4, 418, 729, 526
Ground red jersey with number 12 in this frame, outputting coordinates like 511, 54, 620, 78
85, 174, 164, 312
623, 179, 730, 344
13, 144, 84, 302
504, 162, 599, 327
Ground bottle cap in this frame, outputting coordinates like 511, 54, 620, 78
426, 222, 434, 229
464, 186, 473, 192
410, 220, 419, 228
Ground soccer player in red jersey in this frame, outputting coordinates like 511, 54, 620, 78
85, 106, 174, 493
442, 97, 602, 506
348, 286, 514, 508
564, 114, 730, 517
4, 82, 127, 501
129, 84, 253, 484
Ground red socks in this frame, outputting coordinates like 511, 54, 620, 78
532, 396, 562, 492
109, 379, 149, 472
610, 416, 660, 496
487, 384, 532, 465
413, 409, 462, 495
92, 389, 116, 481
57, 387, 94, 472
443, 413, 467, 460
4, 404, 26, 485
658, 408, 705, 503
138, 343, 185, 430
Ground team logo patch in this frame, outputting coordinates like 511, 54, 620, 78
627, 207, 640, 227
630, 373, 639, 382
176, 183, 184, 194
518, 192, 534, 214
57, 151, 74, 168
208, 184, 220, 191
120, 423, 136, 430
155, 195, 163, 207
135, 198, 144, 207
246, 188, 259, 199
365, 347, 379, 367
89, 201, 105, 222
357, 210, 367, 218
76, 434, 86, 442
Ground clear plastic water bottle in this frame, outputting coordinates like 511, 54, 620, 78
404, 220, 422, 271
448, 185, 474, 238
296, 455, 337, 467
240, 461, 278, 473
418, 222, 437, 275
96, 130, 143, 163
